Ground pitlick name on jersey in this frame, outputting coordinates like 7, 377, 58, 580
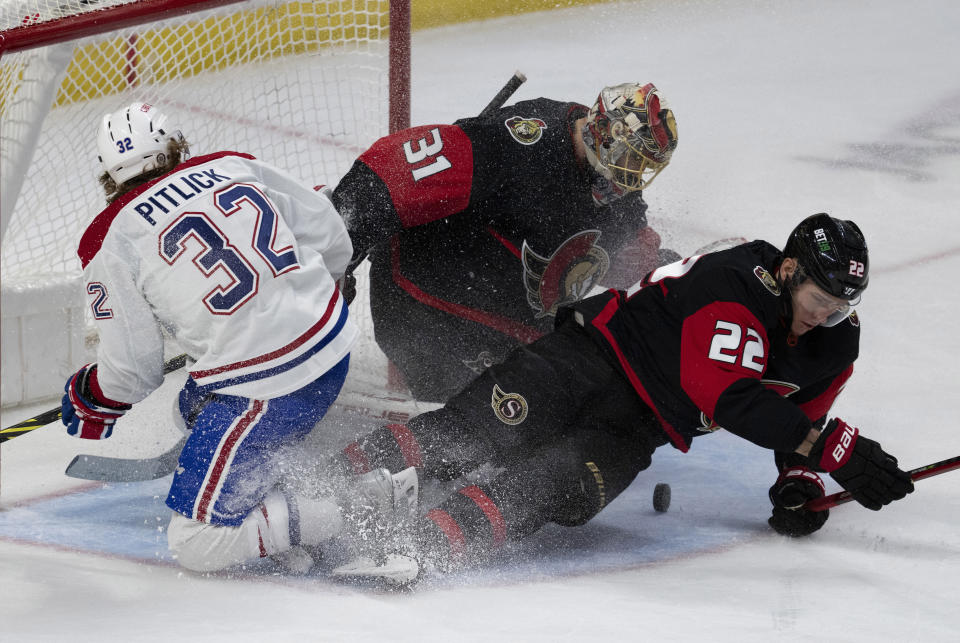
130, 167, 233, 226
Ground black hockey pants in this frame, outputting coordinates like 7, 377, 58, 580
339, 318, 667, 567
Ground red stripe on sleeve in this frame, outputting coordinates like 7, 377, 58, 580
799, 364, 853, 422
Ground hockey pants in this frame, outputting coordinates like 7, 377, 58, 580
339, 320, 667, 567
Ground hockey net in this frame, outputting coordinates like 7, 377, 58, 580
0, 0, 410, 407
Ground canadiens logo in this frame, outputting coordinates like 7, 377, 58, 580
505, 116, 547, 145
492, 384, 528, 425
522, 230, 610, 318
698, 379, 800, 432
753, 265, 780, 296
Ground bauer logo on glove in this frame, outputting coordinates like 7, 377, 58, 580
808, 418, 914, 511
62, 364, 131, 440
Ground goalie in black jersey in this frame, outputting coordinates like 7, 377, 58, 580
333, 82, 679, 402
328, 213, 914, 584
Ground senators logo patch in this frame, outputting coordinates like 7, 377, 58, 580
491, 384, 528, 425
504, 116, 547, 145
522, 230, 610, 318
847, 310, 860, 327
754, 266, 780, 296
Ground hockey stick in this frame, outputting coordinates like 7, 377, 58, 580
65, 435, 188, 482
805, 454, 960, 512
63, 388, 440, 482
0, 353, 189, 444
479, 70, 527, 118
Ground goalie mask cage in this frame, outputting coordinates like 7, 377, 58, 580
0, 0, 410, 410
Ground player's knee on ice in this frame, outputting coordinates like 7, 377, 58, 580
167, 489, 342, 572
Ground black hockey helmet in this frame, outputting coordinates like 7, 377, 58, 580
784, 213, 869, 302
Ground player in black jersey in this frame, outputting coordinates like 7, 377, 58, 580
328, 213, 914, 582
332, 82, 679, 402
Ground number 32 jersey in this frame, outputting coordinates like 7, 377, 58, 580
564, 240, 860, 454
78, 151, 357, 404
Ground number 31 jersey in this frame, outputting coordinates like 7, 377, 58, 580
78, 151, 357, 404
564, 240, 860, 454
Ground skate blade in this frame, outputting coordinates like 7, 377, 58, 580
331, 553, 420, 588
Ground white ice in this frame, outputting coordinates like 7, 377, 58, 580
2, 0, 959, 640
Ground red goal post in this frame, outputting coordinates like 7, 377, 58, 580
0, 0, 410, 409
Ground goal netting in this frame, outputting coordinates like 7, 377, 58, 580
0, 0, 410, 407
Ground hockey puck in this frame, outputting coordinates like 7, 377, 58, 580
653, 482, 671, 512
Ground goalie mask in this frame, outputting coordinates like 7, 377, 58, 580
582, 83, 678, 200
97, 102, 188, 185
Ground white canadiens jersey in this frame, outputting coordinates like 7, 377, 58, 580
79, 151, 357, 403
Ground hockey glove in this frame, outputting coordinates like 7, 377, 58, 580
808, 418, 914, 511
768, 466, 828, 536
62, 364, 131, 440
340, 271, 357, 306
340, 251, 367, 305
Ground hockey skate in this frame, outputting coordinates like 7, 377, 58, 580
331, 466, 420, 587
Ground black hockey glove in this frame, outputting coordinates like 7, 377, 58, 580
808, 418, 914, 511
339, 252, 366, 305
768, 466, 828, 537
340, 271, 357, 305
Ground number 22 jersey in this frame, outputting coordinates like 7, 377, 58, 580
564, 240, 860, 454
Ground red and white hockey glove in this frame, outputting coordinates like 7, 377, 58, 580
808, 418, 914, 511
768, 466, 828, 536
61, 364, 131, 440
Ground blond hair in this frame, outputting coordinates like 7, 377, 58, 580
99, 137, 190, 204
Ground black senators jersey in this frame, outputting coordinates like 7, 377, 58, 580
332, 98, 651, 342
564, 240, 860, 453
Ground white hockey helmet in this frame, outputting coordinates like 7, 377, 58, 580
582, 83, 678, 192
97, 102, 188, 185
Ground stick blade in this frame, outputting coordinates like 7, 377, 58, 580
65, 436, 186, 482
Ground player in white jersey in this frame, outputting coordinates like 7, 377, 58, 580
60, 103, 415, 574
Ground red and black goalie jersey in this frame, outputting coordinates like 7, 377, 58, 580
332, 98, 653, 344
565, 240, 860, 453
